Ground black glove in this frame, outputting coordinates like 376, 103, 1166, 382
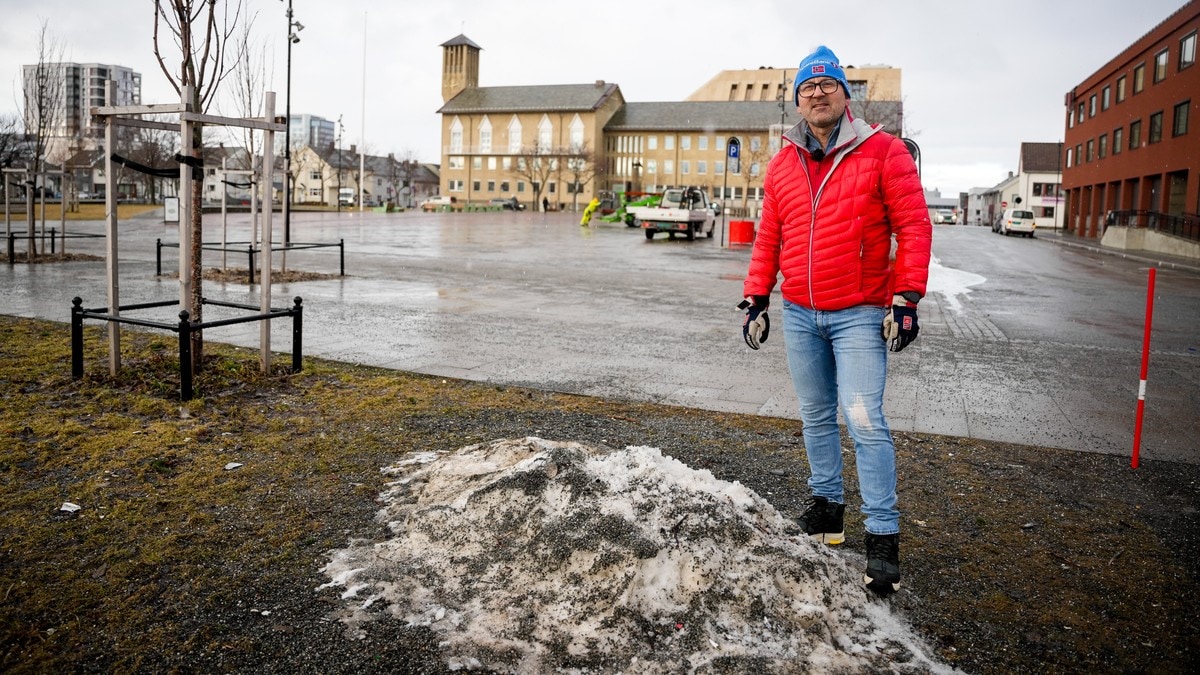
881, 294, 919, 352
738, 296, 770, 349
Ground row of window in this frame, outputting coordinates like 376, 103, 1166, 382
1068, 30, 1195, 128
442, 153, 764, 177
1065, 100, 1190, 167
443, 177, 767, 201
608, 134, 766, 154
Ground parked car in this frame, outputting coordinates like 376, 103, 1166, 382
489, 196, 525, 211
997, 208, 1036, 237
934, 209, 956, 224
421, 195, 457, 212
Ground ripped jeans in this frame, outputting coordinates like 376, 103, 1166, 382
782, 300, 899, 535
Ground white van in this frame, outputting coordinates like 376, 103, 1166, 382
998, 209, 1036, 237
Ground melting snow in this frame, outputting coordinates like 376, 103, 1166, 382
318, 437, 958, 673
926, 254, 986, 315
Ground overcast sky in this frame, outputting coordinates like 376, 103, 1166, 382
0, 0, 1189, 196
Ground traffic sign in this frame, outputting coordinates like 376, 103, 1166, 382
1001, 201, 1008, 208
727, 137, 741, 174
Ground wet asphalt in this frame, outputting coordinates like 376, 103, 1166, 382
2, 208, 1198, 464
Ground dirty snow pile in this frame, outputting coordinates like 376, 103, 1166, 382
318, 437, 957, 673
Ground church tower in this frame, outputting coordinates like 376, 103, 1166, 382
441, 34, 481, 103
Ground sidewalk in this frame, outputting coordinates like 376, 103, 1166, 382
1035, 227, 1200, 273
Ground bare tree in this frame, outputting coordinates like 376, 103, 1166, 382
560, 144, 600, 212
728, 136, 773, 214
152, 0, 245, 370
388, 149, 421, 208
21, 20, 66, 257
227, 19, 266, 173
510, 146, 559, 211
0, 113, 30, 170
125, 116, 178, 203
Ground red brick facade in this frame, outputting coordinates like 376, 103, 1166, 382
1063, 0, 1199, 237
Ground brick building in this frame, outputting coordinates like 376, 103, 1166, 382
1062, 0, 1199, 238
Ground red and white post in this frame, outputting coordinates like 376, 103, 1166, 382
1131, 267, 1157, 469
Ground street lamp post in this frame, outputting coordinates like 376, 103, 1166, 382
283, 0, 303, 247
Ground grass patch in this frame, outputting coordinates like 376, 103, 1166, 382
1, 314, 1197, 673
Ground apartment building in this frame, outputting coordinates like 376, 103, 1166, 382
435, 35, 903, 213
1062, 0, 1199, 237
21, 62, 141, 162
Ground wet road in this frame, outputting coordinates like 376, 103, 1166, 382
3, 209, 1197, 463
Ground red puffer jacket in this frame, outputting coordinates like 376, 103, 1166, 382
743, 114, 931, 310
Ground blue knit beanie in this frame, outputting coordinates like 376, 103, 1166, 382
793, 45, 850, 104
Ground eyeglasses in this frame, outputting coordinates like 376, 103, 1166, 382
797, 79, 841, 98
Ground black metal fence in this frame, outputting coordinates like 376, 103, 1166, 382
71, 295, 304, 401
7, 229, 105, 263
155, 239, 344, 284
1105, 210, 1200, 242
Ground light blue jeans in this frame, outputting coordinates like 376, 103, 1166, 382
782, 300, 899, 535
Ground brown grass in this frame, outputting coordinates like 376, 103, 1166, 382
1, 314, 1197, 673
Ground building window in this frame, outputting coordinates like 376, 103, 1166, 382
449, 180, 463, 192
308, 187, 320, 197
1149, 111, 1163, 143
1077, 102, 1085, 123
472, 180, 480, 191
648, 136, 657, 150
1129, 119, 1142, 148
1102, 85, 1111, 111
680, 136, 691, 151
479, 118, 492, 154
697, 160, 707, 174
698, 136, 709, 151
517, 181, 525, 193
664, 159, 674, 175
486, 180, 495, 192
681, 160, 689, 175
500, 181, 509, 192
1089, 94, 1097, 117
1154, 48, 1169, 83
1182, 31, 1197, 70
1086, 139, 1094, 162
1075, 143, 1082, 163
848, 81, 868, 100
508, 118, 522, 153
646, 160, 657, 174
1065, 147, 1073, 168
448, 156, 464, 170
1116, 75, 1127, 102
664, 136, 674, 150
472, 157, 482, 170
1113, 127, 1123, 154
715, 160, 724, 175
1098, 133, 1108, 158
309, 170, 321, 180
1133, 63, 1145, 93
1173, 100, 1190, 136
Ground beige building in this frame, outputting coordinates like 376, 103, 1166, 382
436, 35, 905, 213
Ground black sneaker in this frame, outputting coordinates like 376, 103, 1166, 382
864, 532, 901, 595
796, 496, 845, 545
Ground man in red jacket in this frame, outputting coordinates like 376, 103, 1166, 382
739, 45, 932, 595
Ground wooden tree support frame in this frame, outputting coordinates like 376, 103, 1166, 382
82, 83, 288, 385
